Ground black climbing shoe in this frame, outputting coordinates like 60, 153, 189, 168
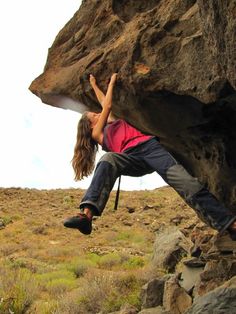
63, 213, 92, 235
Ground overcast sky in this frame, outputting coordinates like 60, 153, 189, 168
0, 0, 166, 191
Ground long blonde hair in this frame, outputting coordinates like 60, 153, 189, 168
72, 112, 98, 181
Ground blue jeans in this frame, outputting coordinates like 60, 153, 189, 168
80, 138, 235, 232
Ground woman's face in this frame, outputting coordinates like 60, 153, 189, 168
86, 112, 101, 128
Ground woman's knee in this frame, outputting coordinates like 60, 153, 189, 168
166, 164, 203, 200
99, 152, 116, 163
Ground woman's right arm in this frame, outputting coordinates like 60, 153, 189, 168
92, 73, 117, 144
89, 74, 106, 107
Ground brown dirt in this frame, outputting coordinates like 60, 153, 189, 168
0, 186, 201, 263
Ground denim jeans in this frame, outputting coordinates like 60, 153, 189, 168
80, 138, 235, 232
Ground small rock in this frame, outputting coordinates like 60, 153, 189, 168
127, 207, 135, 213
143, 205, 154, 211
123, 221, 133, 226
0, 219, 5, 229
170, 215, 185, 226
183, 257, 206, 268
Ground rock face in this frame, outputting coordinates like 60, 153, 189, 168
185, 276, 236, 314
152, 228, 192, 272
29, 0, 236, 210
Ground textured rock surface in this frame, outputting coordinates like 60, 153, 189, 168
163, 275, 192, 314
29, 0, 236, 210
194, 259, 236, 297
152, 228, 193, 272
140, 278, 166, 308
185, 276, 236, 314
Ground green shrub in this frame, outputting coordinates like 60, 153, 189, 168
123, 256, 145, 270
36, 268, 77, 298
0, 216, 13, 225
98, 252, 122, 269
34, 300, 58, 314
0, 267, 39, 314
46, 278, 77, 296
114, 231, 146, 245
65, 257, 97, 278
63, 195, 75, 207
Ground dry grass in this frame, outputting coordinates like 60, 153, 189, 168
0, 186, 199, 313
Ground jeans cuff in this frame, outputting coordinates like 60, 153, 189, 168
80, 201, 100, 216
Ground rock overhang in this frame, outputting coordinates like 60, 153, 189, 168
29, 0, 236, 210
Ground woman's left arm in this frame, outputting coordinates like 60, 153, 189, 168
92, 73, 117, 144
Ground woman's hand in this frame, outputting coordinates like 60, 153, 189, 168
89, 74, 96, 86
109, 73, 118, 86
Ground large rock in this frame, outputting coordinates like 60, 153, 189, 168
163, 275, 192, 314
140, 278, 166, 309
29, 0, 236, 210
152, 228, 193, 272
194, 258, 236, 297
185, 276, 236, 313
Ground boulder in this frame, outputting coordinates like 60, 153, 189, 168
185, 276, 236, 314
194, 258, 236, 297
152, 228, 193, 272
140, 278, 166, 309
163, 275, 192, 314
29, 0, 236, 211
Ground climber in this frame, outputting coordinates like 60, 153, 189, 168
63, 73, 236, 240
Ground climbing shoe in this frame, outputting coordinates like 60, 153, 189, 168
63, 213, 92, 235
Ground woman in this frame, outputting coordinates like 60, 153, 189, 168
64, 73, 236, 239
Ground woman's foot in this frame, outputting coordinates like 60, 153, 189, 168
227, 220, 236, 241
63, 210, 93, 235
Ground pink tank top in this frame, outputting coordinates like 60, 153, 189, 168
102, 120, 152, 153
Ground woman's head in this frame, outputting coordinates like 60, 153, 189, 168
72, 112, 98, 181
86, 112, 101, 128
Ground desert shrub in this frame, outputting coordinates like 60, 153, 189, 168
7, 257, 54, 274
54, 294, 82, 314
31, 225, 48, 235
33, 299, 58, 314
85, 252, 101, 265
114, 231, 146, 245
75, 271, 116, 313
63, 195, 75, 208
97, 252, 122, 269
106, 273, 142, 311
46, 278, 77, 296
36, 269, 77, 297
65, 258, 96, 278
0, 243, 19, 256
0, 215, 13, 225
0, 267, 39, 314
123, 256, 145, 270
66, 270, 143, 314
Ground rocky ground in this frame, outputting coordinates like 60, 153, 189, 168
0, 187, 236, 314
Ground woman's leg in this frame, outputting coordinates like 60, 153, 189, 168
63, 151, 152, 234
143, 139, 236, 233
79, 151, 152, 216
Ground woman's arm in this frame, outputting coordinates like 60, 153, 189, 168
89, 74, 106, 106
90, 74, 116, 123
92, 73, 117, 144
